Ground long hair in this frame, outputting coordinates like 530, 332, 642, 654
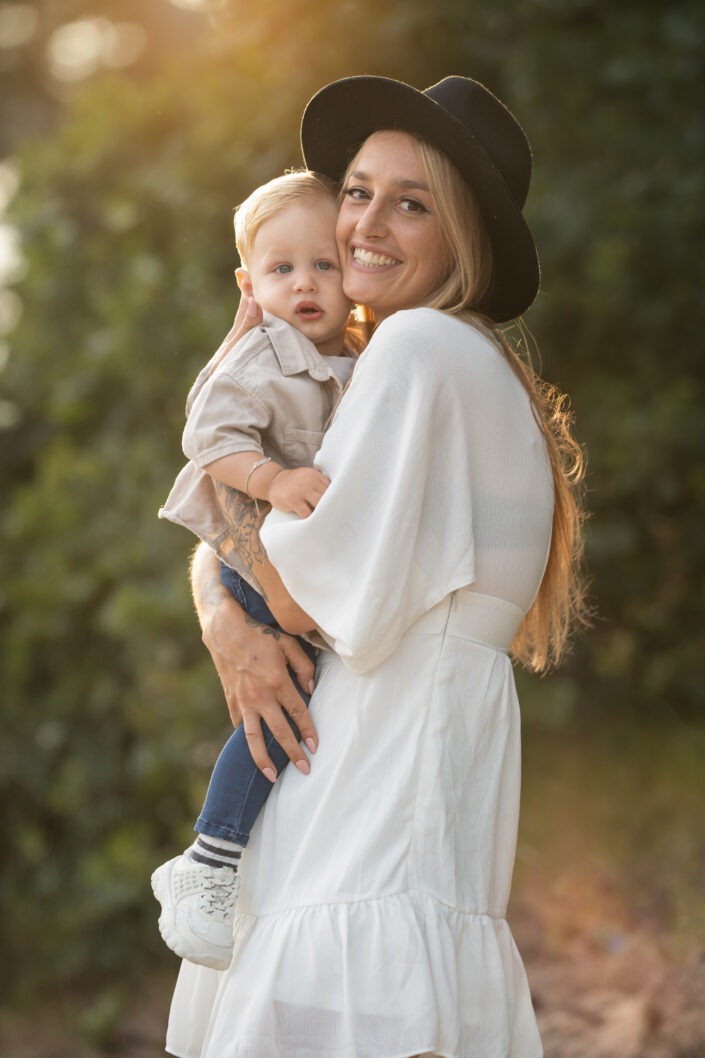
340, 136, 590, 672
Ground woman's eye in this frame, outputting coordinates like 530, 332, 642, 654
273, 264, 292, 274
400, 198, 428, 214
343, 186, 369, 201
315, 260, 333, 271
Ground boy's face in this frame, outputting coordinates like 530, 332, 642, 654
241, 198, 352, 356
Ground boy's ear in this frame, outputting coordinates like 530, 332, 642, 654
235, 267, 254, 299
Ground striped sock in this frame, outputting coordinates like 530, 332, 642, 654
189, 834, 243, 871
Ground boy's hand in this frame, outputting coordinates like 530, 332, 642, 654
266, 467, 330, 518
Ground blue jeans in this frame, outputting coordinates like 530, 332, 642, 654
194, 563, 317, 846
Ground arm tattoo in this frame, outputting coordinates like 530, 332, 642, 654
243, 612, 282, 639
213, 481, 271, 597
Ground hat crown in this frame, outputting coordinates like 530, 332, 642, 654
424, 76, 531, 208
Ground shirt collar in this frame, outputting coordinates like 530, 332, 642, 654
261, 310, 339, 382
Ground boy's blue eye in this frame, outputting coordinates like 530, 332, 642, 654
315, 261, 332, 271
274, 264, 292, 274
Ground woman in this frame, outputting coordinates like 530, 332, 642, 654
166, 75, 587, 1058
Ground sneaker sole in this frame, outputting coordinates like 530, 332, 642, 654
151, 858, 234, 971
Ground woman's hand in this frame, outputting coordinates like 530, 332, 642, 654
205, 292, 263, 377
225, 291, 263, 355
191, 543, 318, 780
232, 289, 263, 337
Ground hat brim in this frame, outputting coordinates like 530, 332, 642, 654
301, 76, 539, 323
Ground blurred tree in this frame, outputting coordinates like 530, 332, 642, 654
0, 0, 703, 1030
0, 0, 217, 153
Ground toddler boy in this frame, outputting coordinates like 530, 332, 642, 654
151, 171, 356, 970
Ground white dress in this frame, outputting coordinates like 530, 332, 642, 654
166, 308, 554, 1058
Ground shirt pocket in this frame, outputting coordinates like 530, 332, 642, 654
283, 427, 325, 467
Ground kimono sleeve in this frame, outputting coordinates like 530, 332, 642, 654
182, 370, 271, 469
260, 310, 477, 673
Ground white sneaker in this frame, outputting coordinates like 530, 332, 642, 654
151, 852, 240, 970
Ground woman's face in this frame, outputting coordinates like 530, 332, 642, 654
336, 130, 451, 322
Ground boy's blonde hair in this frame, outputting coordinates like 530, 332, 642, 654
235, 170, 337, 266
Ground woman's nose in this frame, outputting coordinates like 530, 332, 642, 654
356, 198, 389, 239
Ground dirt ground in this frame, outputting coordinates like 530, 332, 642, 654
513, 887, 705, 1058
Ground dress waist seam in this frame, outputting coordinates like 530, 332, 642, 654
236, 887, 507, 923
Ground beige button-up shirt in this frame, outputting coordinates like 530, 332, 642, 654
159, 312, 355, 588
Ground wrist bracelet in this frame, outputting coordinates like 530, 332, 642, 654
245, 456, 272, 501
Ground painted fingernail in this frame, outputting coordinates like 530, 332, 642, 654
263, 767, 276, 783
305, 737, 317, 754
308, 680, 315, 694
295, 759, 310, 775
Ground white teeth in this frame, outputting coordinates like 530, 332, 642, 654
353, 248, 400, 268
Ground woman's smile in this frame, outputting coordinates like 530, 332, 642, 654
336, 129, 450, 322
351, 246, 403, 269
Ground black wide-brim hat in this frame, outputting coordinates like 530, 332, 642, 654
301, 75, 540, 323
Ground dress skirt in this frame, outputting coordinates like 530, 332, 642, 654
165, 590, 544, 1058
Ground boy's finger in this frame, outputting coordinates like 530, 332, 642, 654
305, 488, 326, 509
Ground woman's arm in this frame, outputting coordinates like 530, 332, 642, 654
191, 540, 318, 777
259, 310, 480, 674
187, 293, 318, 776
211, 481, 315, 634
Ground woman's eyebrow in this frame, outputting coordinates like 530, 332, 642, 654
350, 170, 430, 192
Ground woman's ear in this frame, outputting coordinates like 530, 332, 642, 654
235, 267, 254, 299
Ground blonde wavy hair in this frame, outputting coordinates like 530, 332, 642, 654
341, 135, 590, 673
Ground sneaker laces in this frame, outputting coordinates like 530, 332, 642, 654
199, 871, 240, 921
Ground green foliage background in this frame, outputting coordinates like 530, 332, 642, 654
1, 0, 703, 1034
